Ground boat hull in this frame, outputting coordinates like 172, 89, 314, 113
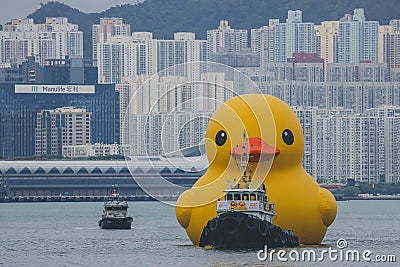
98, 217, 133, 229
199, 212, 299, 248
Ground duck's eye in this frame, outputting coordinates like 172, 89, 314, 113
282, 129, 294, 145
215, 130, 227, 146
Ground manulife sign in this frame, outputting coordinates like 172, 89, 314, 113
14, 85, 95, 94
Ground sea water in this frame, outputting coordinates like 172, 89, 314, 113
0, 200, 398, 266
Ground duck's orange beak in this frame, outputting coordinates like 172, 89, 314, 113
230, 138, 280, 162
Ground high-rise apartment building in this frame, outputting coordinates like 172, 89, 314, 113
207, 20, 248, 54
292, 106, 318, 176
92, 18, 131, 67
130, 32, 157, 76
0, 17, 83, 65
275, 10, 315, 62
390, 19, 400, 32
338, 8, 379, 65
378, 25, 393, 64
386, 32, 400, 69
157, 32, 207, 78
97, 35, 130, 84
295, 106, 400, 184
35, 107, 91, 156
97, 32, 206, 84
251, 19, 278, 68
314, 21, 339, 79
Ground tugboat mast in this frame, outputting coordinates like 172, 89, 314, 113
235, 130, 254, 189
240, 130, 248, 175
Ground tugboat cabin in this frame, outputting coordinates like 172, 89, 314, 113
216, 186, 275, 219
103, 203, 129, 218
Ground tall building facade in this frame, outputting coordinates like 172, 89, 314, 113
314, 21, 339, 79
390, 19, 400, 32
97, 32, 206, 84
157, 32, 207, 78
0, 17, 83, 65
338, 8, 379, 65
237, 76, 400, 112
97, 35, 129, 84
386, 32, 400, 69
92, 18, 131, 67
129, 32, 157, 76
292, 106, 318, 177
35, 107, 91, 155
251, 19, 278, 67
0, 83, 119, 158
378, 25, 393, 64
295, 106, 400, 184
207, 20, 248, 53
275, 10, 315, 62
287, 53, 324, 82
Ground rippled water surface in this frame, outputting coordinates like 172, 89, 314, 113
0, 200, 399, 266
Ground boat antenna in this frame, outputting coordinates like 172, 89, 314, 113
240, 130, 248, 176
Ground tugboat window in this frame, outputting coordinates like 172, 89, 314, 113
250, 194, 256, 200
234, 194, 240, 200
227, 194, 233, 200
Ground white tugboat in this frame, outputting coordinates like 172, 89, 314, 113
98, 185, 133, 229
199, 131, 299, 248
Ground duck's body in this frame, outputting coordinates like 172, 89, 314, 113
265, 165, 336, 244
176, 94, 337, 246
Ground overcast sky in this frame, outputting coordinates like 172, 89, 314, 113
0, 0, 144, 24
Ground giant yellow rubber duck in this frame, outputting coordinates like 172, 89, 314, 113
176, 94, 337, 245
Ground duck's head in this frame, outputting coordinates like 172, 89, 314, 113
205, 94, 303, 177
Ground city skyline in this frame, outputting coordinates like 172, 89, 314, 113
1, 9, 398, 68
0, 7, 400, 185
